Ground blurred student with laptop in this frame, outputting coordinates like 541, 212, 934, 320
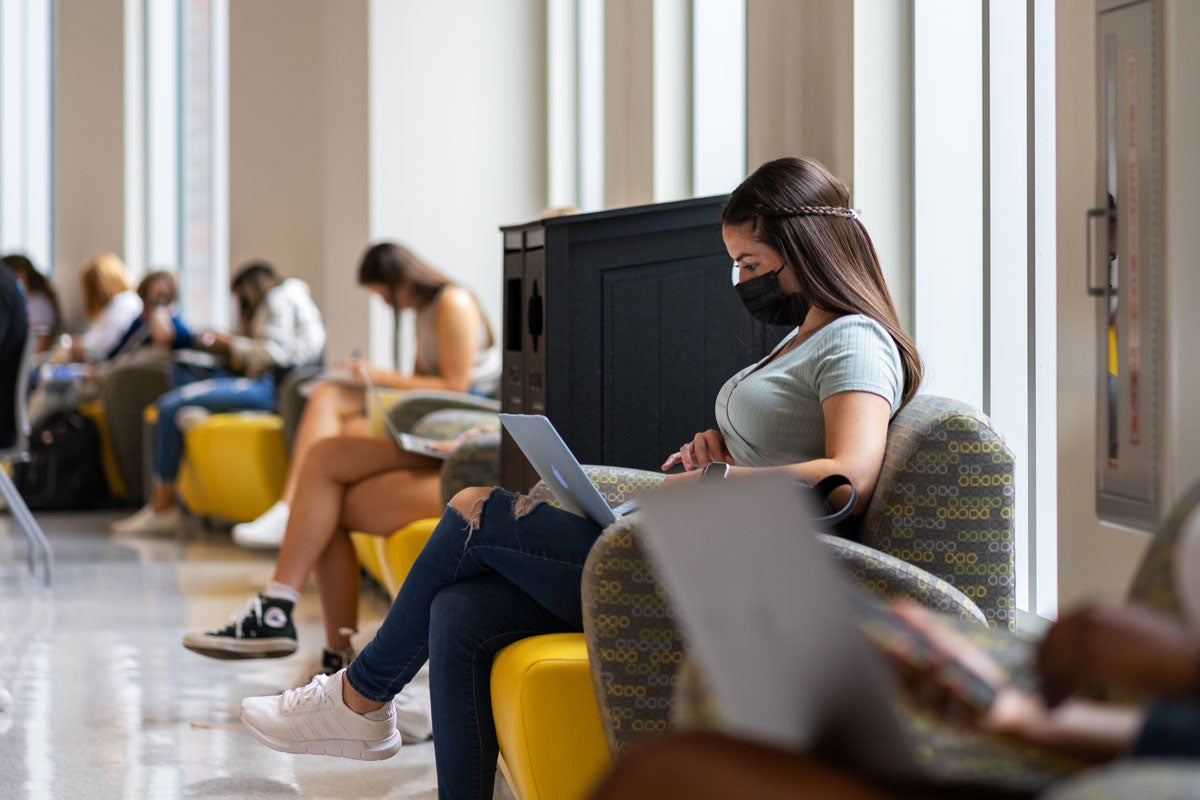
230, 241, 499, 549
232, 155, 926, 799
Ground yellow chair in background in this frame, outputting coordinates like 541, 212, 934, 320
77, 400, 127, 499
167, 411, 288, 522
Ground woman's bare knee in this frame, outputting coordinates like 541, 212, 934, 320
449, 487, 494, 523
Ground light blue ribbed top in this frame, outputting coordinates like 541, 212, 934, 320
714, 314, 903, 467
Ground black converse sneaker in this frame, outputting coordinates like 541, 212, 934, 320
181, 594, 298, 659
295, 645, 356, 686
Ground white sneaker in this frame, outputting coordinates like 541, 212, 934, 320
240, 669, 401, 760
111, 504, 183, 535
392, 682, 433, 743
232, 501, 290, 549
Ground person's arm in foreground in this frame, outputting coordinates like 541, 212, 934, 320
888, 600, 1144, 763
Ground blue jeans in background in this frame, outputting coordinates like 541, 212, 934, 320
152, 373, 277, 483
345, 489, 603, 800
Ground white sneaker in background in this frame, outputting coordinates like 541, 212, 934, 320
175, 405, 212, 433
392, 682, 433, 743
110, 504, 183, 535
240, 669, 401, 760
232, 501, 290, 549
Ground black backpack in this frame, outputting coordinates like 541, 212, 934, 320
13, 410, 108, 510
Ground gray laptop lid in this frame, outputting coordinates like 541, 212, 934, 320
499, 413, 617, 527
635, 474, 919, 779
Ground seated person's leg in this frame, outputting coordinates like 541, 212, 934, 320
426, 573, 577, 800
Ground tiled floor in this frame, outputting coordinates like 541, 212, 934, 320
0, 508, 516, 800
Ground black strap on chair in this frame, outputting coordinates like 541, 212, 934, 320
804, 474, 858, 530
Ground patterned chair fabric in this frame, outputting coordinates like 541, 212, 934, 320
407, 408, 502, 504
859, 395, 1017, 630
438, 429, 501, 504
817, 534, 988, 625
386, 389, 500, 433
577, 394, 1016, 758
581, 509, 997, 760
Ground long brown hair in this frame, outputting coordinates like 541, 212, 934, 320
230, 261, 280, 332
722, 156, 922, 405
357, 242, 494, 348
2, 253, 61, 324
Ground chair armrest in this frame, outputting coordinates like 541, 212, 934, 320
582, 514, 682, 760
386, 390, 500, 433
409, 408, 499, 441
528, 465, 665, 506
439, 429, 500, 504
816, 534, 990, 626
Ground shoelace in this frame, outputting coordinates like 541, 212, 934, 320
282, 674, 330, 714
222, 595, 264, 639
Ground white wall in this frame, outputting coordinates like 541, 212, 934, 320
228, 0, 325, 300
318, 1, 371, 363
367, 0, 547, 366
55, 0, 126, 330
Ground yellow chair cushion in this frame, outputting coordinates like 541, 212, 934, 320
350, 532, 388, 588
379, 518, 438, 596
492, 633, 612, 800
176, 413, 287, 522
77, 400, 127, 499
350, 518, 439, 598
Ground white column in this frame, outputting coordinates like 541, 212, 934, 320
692, 0, 746, 196
852, 0, 914, 331
1, 0, 53, 271
652, 0, 692, 202
912, 0, 984, 409
578, 0, 605, 211
547, 0, 578, 209
145, 0, 180, 274
986, 0, 1032, 612
1029, 0, 1058, 619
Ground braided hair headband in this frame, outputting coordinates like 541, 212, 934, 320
754, 203, 860, 221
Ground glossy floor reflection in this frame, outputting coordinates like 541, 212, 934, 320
0, 510, 516, 800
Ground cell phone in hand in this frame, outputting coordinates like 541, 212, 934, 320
855, 598, 998, 715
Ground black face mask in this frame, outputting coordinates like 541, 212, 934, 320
735, 266, 810, 327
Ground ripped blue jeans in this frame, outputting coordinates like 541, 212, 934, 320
345, 488, 603, 800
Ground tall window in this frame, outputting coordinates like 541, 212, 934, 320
125, 0, 228, 325
0, 0, 54, 274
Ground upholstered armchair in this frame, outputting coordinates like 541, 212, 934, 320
580, 394, 1017, 759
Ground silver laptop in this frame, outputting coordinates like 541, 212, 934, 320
499, 413, 638, 527
634, 473, 922, 780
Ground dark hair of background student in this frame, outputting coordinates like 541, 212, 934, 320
1, 253, 61, 323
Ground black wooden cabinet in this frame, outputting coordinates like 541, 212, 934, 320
499, 196, 785, 492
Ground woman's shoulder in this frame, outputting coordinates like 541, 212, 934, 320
433, 284, 482, 319
814, 314, 897, 353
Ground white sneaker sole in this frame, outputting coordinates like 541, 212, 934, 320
240, 710, 402, 761
181, 634, 297, 660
